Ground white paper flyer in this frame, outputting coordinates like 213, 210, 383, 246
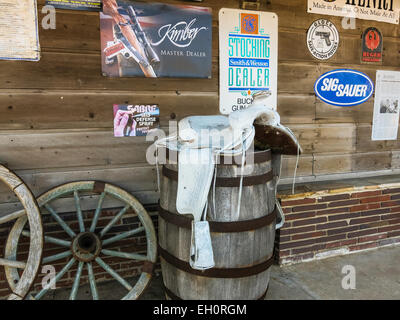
372, 70, 400, 141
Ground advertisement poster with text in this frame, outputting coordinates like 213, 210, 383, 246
101, 0, 212, 78
219, 8, 278, 114
46, 0, 102, 11
113, 104, 159, 137
308, 0, 399, 25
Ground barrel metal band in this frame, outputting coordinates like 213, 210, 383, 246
158, 205, 278, 233
165, 149, 271, 166
163, 284, 269, 300
158, 245, 274, 279
162, 166, 274, 187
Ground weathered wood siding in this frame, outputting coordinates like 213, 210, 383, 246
0, 0, 399, 211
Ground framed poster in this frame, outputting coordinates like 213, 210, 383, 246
101, 0, 212, 78
219, 8, 278, 114
0, 0, 40, 61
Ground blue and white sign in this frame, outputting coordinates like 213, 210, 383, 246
314, 69, 374, 107
219, 8, 278, 114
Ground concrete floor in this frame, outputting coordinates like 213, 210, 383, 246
45, 245, 400, 300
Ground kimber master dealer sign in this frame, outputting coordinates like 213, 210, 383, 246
308, 0, 399, 25
219, 8, 278, 114
307, 19, 340, 60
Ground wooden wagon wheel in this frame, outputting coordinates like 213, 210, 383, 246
6, 181, 157, 300
0, 165, 43, 300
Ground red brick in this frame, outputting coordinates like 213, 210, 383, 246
351, 190, 382, 198
360, 208, 390, 217
292, 231, 326, 241
281, 198, 316, 207
316, 221, 348, 230
292, 244, 325, 255
378, 224, 400, 233
315, 233, 347, 244
360, 195, 391, 203
282, 207, 292, 214
359, 233, 387, 243
316, 207, 349, 216
276, 250, 291, 258
390, 206, 400, 213
381, 212, 400, 220
349, 215, 380, 225
285, 211, 316, 221
349, 242, 378, 251
279, 236, 291, 243
350, 203, 380, 212
383, 188, 400, 194
381, 201, 400, 208
279, 225, 315, 236
292, 216, 327, 227
292, 203, 327, 212
325, 239, 357, 249
388, 230, 400, 238
327, 225, 360, 236
328, 199, 360, 208
318, 194, 350, 203
279, 238, 316, 250
348, 228, 379, 238
328, 212, 361, 221
391, 194, 400, 200
379, 237, 400, 246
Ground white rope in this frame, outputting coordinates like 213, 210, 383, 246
292, 142, 300, 195
235, 133, 246, 221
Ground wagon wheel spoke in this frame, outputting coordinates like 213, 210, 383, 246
0, 258, 26, 269
89, 192, 106, 232
34, 258, 76, 300
74, 191, 85, 233
22, 230, 71, 247
99, 204, 130, 238
95, 257, 133, 291
44, 204, 76, 238
101, 249, 147, 261
87, 262, 99, 300
0, 209, 25, 225
42, 250, 72, 264
69, 261, 84, 300
102, 226, 145, 246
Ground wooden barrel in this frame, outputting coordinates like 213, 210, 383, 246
158, 149, 280, 300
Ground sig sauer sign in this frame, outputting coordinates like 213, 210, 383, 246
308, 0, 400, 24
219, 8, 278, 114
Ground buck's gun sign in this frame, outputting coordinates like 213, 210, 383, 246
219, 8, 278, 114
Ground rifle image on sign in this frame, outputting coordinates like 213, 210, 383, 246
315, 31, 332, 47
103, 0, 160, 78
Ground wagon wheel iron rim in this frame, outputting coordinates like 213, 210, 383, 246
0, 165, 44, 300
6, 181, 157, 300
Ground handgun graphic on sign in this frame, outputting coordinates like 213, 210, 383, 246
315, 31, 331, 47
103, 0, 160, 78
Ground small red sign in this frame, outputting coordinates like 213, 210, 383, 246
362, 27, 383, 63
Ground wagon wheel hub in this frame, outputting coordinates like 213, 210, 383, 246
72, 232, 101, 262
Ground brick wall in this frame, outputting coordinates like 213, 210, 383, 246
275, 186, 400, 265
0, 205, 160, 299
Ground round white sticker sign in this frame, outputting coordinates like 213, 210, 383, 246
307, 19, 339, 60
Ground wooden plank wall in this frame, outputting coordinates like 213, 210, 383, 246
0, 0, 400, 211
